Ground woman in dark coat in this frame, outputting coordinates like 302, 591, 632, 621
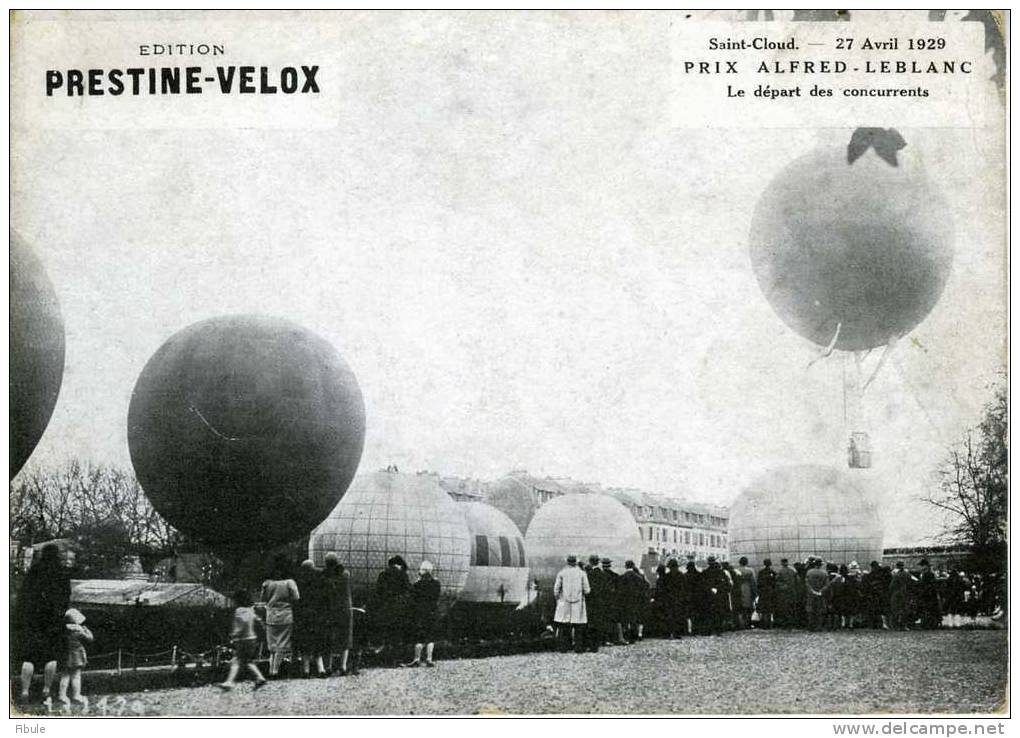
618, 560, 650, 642
15, 543, 71, 707
836, 566, 860, 627
660, 559, 687, 638
322, 553, 353, 675
293, 560, 328, 677
917, 559, 942, 629
372, 555, 411, 666
404, 561, 441, 667
650, 564, 669, 637
756, 559, 777, 630
793, 561, 808, 628
685, 560, 705, 635
701, 557, 731, 635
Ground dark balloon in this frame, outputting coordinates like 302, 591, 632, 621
128, 315, 365, 548
750, 136, 954, 351
10, 232, 66, 479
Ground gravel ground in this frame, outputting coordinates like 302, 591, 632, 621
39, 630, 1010, 716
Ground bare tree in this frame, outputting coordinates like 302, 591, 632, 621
10, 460, 183, 572
924, 381, 1007, 573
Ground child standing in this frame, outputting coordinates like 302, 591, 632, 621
57, 608, 93, 713
217, 590, 268, 691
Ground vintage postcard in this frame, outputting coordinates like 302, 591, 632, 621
8, 10, 1008, 721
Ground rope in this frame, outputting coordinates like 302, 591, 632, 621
862, 337, 898, 391
807, 321, 842, 369
189, 405, 248, 442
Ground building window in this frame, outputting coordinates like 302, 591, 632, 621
498, 536, 512, 567
475, 535, 489, 566
685, 531, 690, 544
699, 533, 705, 546
516, 537, 526, 566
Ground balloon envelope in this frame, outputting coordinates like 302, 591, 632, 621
750, 144, 953, 351
10, 232, 65, 478
308, 471, 472, 604
128, 315, 365, 548
524, 493, 643, 591
728, 464, 884, 568
457, 501, 530, 606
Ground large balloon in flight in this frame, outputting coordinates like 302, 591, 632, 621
128, 315, 365, 548
10, 232, 65, 479
749, 129, 954, 352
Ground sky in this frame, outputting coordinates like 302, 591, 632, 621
10, 12, 1007, 546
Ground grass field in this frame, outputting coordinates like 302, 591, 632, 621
18, 629, 1008, 716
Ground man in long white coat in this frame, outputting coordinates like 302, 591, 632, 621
554, 555, 591, 653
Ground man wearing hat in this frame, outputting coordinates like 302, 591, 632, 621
916, 558, 941, 629
804, 557, 830, 631
862, 561, 886, 629
700, 555, 731, 635
601, 558, 627, 645
757, 558, 777, 629
889, 561, 914, 630
774, 558, 797, 628
584, 555, 607, 651
553, 555, 590, 653
619, 560, 650, 642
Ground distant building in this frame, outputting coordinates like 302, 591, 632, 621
434, 473, 487, 503
882, 545, 972, 571
603, 488, 729, 563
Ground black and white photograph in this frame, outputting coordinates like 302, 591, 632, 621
8, 9, 1008, 721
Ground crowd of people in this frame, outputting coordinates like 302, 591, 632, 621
239, 553, 442, 689
12, 542, 1006, 707
549, 553, 1004, 652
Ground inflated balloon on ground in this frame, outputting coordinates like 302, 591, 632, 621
127, 315, 365, 548
728, 464, 884, 568
524, 493, 643, 591
308, 470, 472, 604
456, 501, 530, 607
10, 232, 66, 479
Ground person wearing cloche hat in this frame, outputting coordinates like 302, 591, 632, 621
700, 555, 730, 635
553, 554, 590, 653
757, 558, 777, 630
